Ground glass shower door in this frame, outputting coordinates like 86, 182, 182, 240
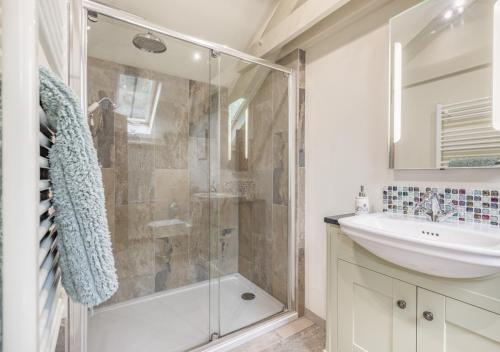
209, 52, 290, 338
86, 12, 215, 352
85, 6, 291, 351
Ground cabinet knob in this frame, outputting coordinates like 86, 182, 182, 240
423, 311, 434, 321
396, 300, 407, 309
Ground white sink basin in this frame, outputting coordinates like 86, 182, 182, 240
338, 213, 500, 279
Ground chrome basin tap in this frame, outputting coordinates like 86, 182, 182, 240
414, 190, 457, 222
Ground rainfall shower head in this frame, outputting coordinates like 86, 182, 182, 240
132, 31, 167, 54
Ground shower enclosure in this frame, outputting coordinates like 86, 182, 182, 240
82, 2, 295, 351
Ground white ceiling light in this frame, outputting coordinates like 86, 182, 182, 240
193, 52, 202, 61
444, 9, 454, 20
454, 0, 465, 7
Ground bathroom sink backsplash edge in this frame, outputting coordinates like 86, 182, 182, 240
383, 185, 500, 227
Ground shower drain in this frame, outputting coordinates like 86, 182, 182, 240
241, 292, 256, 300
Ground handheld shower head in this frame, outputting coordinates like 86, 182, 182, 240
87, 97, 118, 129
88, 97, 117, 114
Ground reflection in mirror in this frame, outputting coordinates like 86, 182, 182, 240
390, 0, 500, 169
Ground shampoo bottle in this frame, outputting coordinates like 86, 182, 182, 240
355, 185, 369, 215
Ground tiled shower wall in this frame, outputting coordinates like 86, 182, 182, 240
235, 65, 290, 305
89, 52, 304, 310
280, 49, 306, 315
235, 49, 306, 310
88, 57, 238, 305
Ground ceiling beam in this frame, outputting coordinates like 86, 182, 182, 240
248, 0, 352, 57
265, 0, 302, 32
279, 0, 424, 59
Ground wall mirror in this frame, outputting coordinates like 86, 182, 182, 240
389, 0, 500, 169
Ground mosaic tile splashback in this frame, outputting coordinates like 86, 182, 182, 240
383, 186, 500, 227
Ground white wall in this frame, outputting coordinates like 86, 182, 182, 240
304, 2, 500, 320
397, 66, 491, 169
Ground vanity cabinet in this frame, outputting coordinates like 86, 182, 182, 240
327, 223, 500, 352
338, 261, 416, 352
417, 289, 500, 352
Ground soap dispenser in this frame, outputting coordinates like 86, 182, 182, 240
355, 185, 369, 215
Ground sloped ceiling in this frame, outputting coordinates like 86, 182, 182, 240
94, 0, 279, 51
88, 0, 279, 84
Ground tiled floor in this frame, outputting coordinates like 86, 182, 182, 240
230, 318, 326, 352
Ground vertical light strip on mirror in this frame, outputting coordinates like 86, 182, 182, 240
493, 1, 500, 130
228, 111, 232, 161
244, 108, 249, 159
393, 42, 402, 142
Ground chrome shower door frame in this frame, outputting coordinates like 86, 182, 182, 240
74, 1, 298, 350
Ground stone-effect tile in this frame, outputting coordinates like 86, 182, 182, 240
114, 203, 152, 251
90, 57, 201, 305
101, 168, 115, 240
238, 201, 254, 261
219, 228, 239, 275
275, 318, 314, 339
127, 143, 155, 171
89, 50, 307, 313
237, 333, 281, 352
297, 88, 305, 167
296, 167, 305, 315
113, 238, 154, 280
152, 169, 188, 202
297, 247, 305, 316
113, 113, 128, 205
154, 238, 192, 291
295, 50, 306, 317
116, 170, 153, 205
298, 49, 306, 89
231, 318, 325, 352
236, 58, 295, 305
278, 49, 306, 316
91, 97, 115, 168
272, 70, 289, 134
188, 80, 210, 138
249, 74, 273, 171
272, 204, 288, 304
153, 100, 188, 169
188, 198, 210, 282
265, 324, 325, 352
115, 142, 155, 205
273, 132, 288, 206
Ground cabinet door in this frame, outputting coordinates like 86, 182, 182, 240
417, 288, 500, 352
338, 261, 416, 352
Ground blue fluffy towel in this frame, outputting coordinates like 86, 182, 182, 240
448, 157, 499, 168
39, 67, 118, 306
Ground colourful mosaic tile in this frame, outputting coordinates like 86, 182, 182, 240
382, 185, 500, 227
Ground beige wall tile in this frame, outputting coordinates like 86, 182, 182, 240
273, 132, 289, 206
114, 239, 154, 280
114, 204, 153, 252
101, 168, 115, 237
151, 169, 189, 207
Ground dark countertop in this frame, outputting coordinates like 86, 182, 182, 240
324, 213, 355, 225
